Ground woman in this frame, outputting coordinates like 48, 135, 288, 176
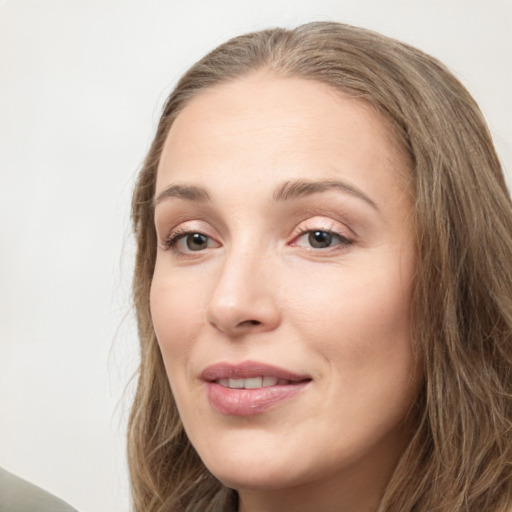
128, 22, 512, 512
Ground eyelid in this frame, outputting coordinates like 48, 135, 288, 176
167, 230, 220, 253
158, 220, 221, 253
289, 216, 354, 240
288, 216, 355, 252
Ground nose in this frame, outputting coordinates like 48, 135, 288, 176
206, 248, 281, 337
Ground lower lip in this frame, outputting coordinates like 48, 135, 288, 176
205, 381, 309, 416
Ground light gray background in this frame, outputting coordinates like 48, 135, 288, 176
0, 1, 510, 511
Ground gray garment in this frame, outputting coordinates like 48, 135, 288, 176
0, 467, 77, 512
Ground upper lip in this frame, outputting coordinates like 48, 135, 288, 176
200, 360, 311, 382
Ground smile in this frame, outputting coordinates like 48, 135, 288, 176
201, 361, 311, 416
216, 377, 293, 388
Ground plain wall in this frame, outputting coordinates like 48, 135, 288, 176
0, 1, 510, 511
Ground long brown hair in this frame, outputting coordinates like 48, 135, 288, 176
129, 22, 512, 511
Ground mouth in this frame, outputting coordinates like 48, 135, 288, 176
200, 361, 312, 416
216, 376, 296, 389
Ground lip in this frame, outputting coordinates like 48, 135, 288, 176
200, 361, 311, 416
200, 360, 310, 382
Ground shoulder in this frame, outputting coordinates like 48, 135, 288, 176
0, 467, 77, 512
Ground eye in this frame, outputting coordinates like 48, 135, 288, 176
293, 229, 352, 250
307, 230, 336, 249
182, 233, 210, 251
165, 230, 219, 253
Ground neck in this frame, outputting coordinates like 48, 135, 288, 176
237, 450, 400, 512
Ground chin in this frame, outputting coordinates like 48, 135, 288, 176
212, 465, 304, 492
197, 443, 307, 491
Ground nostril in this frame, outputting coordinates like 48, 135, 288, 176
239, 319, 261, 327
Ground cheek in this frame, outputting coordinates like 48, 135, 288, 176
287, 256, 415, 380
149, 272, 205, 427
149, 268, 204, 363
287, 262, 419, 450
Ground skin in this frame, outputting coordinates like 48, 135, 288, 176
150, 72, 421, 512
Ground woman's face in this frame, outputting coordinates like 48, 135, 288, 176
151, 73, 420, 509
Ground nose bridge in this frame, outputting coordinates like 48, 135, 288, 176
206, 236, 279, 335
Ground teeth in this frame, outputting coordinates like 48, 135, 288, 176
262, 376, 278, 387
229, 378, 244, 388
244, 377, 262, 389
217, 376, 286, 389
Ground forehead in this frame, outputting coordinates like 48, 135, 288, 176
156, 72, 411, 200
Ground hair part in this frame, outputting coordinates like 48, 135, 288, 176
129, 22, 512, 511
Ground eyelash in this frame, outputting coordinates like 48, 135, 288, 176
163, 228, 215, 253
161, 225, 353, 255
165, 228, 187, 248
292, 228, 353, 250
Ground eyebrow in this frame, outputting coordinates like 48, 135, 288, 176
273, 180, 379, 210
154, 184, 211, 206
154, 179, 378, 211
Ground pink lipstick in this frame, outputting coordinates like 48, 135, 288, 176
200, 361, 311, 416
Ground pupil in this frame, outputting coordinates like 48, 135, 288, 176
187, 233, 208, 250
309, 230, 332, 248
